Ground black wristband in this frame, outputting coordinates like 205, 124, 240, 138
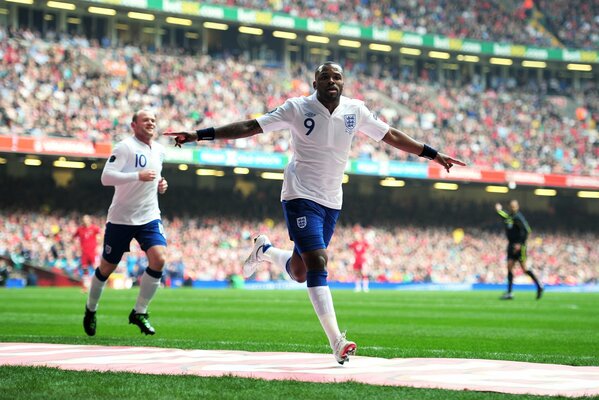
419, 144, 438, 160
196, 127, 215, 141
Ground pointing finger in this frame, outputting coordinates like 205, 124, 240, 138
449, 157, 467, 166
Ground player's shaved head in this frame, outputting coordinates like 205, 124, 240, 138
510, 199, 520, 212
315, 62, 343, 79
132, 109, 156, 124
313, 61, 345, 110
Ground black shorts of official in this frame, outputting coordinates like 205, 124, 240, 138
506, 242, 527, 262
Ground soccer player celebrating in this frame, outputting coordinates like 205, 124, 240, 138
83, 109, 169, 336
166, 62, 465, 364
495, 200, 544, 300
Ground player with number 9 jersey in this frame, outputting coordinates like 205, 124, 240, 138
257, 93, 388, 209
164, 62, 466, 364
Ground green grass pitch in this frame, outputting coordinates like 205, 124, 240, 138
1, 288, 597, 399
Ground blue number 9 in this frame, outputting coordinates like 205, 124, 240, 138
304, 118, 315, 135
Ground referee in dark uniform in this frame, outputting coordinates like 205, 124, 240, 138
495, 200, 544, 300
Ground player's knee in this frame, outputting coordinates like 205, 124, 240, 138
158, 253, 167, 265
152, 255, 166, 270
301, 250, 328, 271
147, 246, 167, 269
294, 270, 307, 283
311, 254, 328, 270
99, 259, 117, 277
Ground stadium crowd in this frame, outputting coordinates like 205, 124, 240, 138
213, 0, 556, 47
213, 0, 599, 49
1, 28, 597, 176
536, 0, 599, 49
1, 211, 597, 286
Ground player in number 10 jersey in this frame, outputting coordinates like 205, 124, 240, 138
83, 109, 169, 337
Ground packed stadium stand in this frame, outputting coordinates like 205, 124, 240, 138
535, 0, 599, 49
212, 0, 552, 47
1, 28, 597, 176
0, 0, 597, 290
210, 0, 599, 49
1, 211, 597, 286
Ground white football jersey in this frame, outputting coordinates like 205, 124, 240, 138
257, 92, 389, 209
102, 136, 165, 225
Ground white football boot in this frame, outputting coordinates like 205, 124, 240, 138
242, 235, 271, 278
333, 332, 357, 365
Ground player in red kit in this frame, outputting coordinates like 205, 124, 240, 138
73, 215, 101, 281
349, 227, 370, 292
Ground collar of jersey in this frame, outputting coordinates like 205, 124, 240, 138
309, 92, 346, 117
132, 135, 153, 149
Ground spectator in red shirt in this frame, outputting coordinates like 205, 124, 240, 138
73, 215, 101, 278
349, 227, 371, 292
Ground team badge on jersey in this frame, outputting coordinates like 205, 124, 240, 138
344, 114, 356, 134
296, 216, 307, 229
105, 245, 112, 254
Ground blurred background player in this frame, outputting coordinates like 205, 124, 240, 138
83, 109, 169, 337
166, 61, 465, 364
349, 226, 370, 292
495, 200, 544, 300
73, 214, 101, 291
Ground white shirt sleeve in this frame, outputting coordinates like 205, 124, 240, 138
358, 103, 389, 142
101, 142, 138, 186
256, 100, 295, 133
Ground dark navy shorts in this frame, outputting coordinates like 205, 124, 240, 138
282, 199, 340, 254
102, 219, 167, 264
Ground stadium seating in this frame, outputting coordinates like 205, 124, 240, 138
1, 211, 597, 285
209, 0, 556, 47
206, 0, 598, 49
1, 28, 597, 176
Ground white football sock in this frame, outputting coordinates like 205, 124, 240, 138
262, 246, 292, 270
86, 274, 107, 312
134, 271, 161, 314
307, 285, 341, 349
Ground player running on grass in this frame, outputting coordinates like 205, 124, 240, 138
166, 62, 465, 364
83, 109, 169, 336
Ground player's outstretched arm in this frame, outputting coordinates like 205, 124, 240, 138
382, 127, 466, 172
165, 119, 263, 147
495, 203, 510, 219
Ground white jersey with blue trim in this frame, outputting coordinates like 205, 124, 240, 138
257, 92, 389, 209
101, 136, 165, 225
